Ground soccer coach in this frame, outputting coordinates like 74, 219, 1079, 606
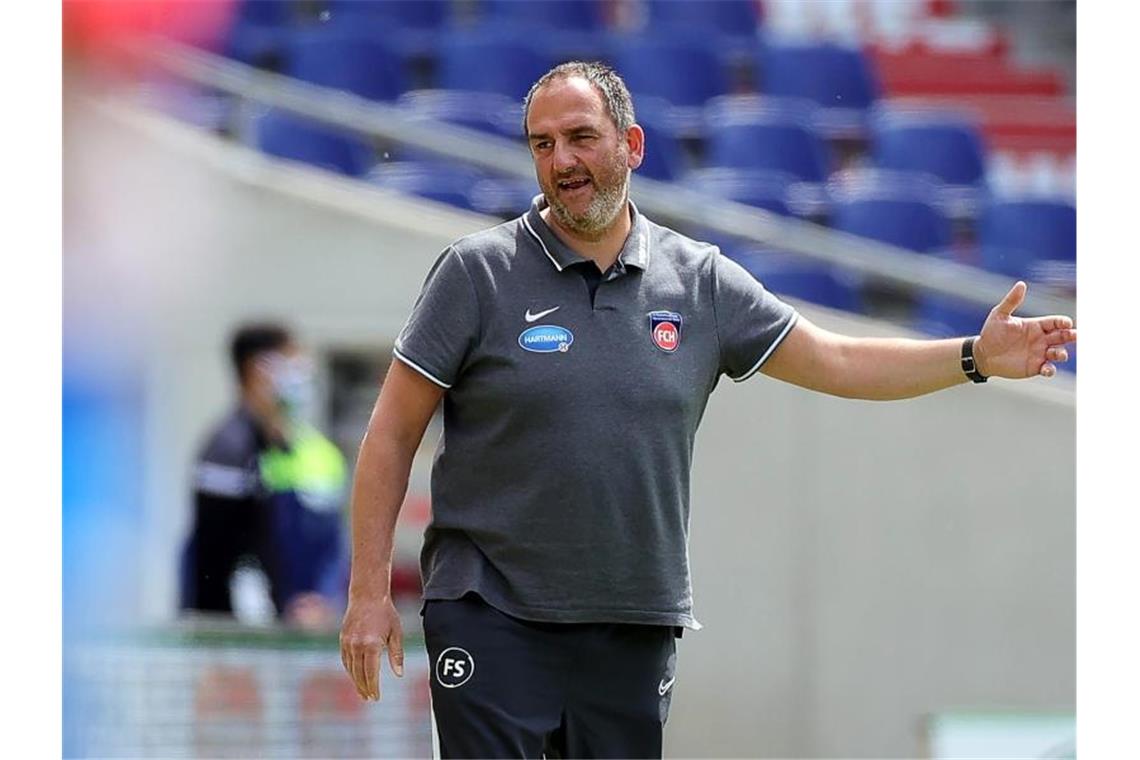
340, 62, 1076, 758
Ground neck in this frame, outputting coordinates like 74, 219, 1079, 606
541, 201, 632, 272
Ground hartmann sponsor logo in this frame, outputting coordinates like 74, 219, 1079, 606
518, 325, 574, 353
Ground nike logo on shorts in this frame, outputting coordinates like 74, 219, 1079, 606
525, 306, 560, 323
658, 676, 676, 696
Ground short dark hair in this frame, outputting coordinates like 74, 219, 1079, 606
230, 322, 292, 383
522, 61, 636, 136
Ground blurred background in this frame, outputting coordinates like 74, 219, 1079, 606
62, 0, 1075, 757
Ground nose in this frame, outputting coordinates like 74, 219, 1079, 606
551, 140, 579, 174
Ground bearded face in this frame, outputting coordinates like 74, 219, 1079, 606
525, 77, 642, 242
540, 142, 631, 240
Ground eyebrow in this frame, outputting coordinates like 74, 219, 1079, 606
527, 125, 600, 142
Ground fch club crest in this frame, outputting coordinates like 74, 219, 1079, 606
648, 310, 683, 353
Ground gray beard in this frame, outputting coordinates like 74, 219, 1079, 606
548, 171, 630, 241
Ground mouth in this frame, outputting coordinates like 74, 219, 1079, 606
556, 176, 592, 194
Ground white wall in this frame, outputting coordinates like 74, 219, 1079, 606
65, 93, 1074, 757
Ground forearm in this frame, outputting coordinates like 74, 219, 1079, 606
347, 426, 416, 602
763, 318, 977, 400
829, 335, 969, 400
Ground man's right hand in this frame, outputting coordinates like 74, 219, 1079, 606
339, 595, 405, 701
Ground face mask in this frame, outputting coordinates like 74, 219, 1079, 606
261, 354, 317, 423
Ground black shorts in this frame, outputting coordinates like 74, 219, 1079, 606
423, 594, 679, 759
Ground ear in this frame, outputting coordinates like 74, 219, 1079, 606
625, 124, 645, 170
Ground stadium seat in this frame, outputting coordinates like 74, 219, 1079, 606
870, 109, 987, 217
636, 118, 686, 182
871, 110, 987, 186
828, 170, 952, 252
645, 0, 761, 39
608, 33, 730, 107
977, 198, 1076, 284
703, 101, 831, 182
436, 30, 555, 101
397, 89, 523, 140
686, 168, 797, 216
723, 247, 865, 313
913, 293, 991, 338
367, 162, 491, 212
256, 110, 376, 177
755, 40, 879, 135
284, 30, 407, 101
469, 177, 542, 219
325, 0, 451, 29
223, 0, 301, 68
480, 0, 606, 31
234, 0, 294, 27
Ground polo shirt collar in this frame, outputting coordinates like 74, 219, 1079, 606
522, 194, 650, 273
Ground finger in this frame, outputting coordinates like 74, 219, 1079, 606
1039, 361, 1057, 378
350, 646, 371, 701
364, 646, 382, 701
1047, 347, 1069, 363
1037, 315, 1074, 331
994, 281, 1027, 317
1045, 328, 1077, 346
387, 628, 405, 678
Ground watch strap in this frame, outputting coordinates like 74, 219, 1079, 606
961, 336, 988, 383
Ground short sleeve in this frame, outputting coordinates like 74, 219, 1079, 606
393, 247, 480, 389
713, 251, 799, 382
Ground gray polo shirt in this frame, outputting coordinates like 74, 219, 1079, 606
394, 197, 798, 629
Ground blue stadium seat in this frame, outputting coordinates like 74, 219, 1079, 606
913, 293, 991, 338
870, 110, 987, 210
325, 0, 451, 29
646, 0, 761, 39
686, 168, 797, 216
636, 118, 686, 181
608, 34, 730, 107
235, 0, 294, 26
398, 89, 524, 140
481, 0, 606, 31
223, 1, 300, 67
755, 41, 878, 136
723, 247, 864, 313
436, 30, 555, 101
256, 110, 376, 177
284, 30, 407, 101
367, 162, 491, 211
470, 177, 542, 219
977, 198, 1076, 284
828, 170, 952, 252
704, 103, 831, 182
756, 41, 878, 109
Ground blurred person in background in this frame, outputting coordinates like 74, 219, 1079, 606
340, 62, 1077, 757
180, 322, 349, 629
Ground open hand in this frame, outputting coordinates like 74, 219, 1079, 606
976, 281, 1077, 379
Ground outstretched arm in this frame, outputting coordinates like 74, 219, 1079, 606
761, 281, 1076, 400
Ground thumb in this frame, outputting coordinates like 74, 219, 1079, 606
387, 630, 405, 678
994, 281, 1027, 317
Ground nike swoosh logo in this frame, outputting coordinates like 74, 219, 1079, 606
658, 676, 676, 696
525, 306, 560, 323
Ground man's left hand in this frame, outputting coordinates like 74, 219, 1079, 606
976, 281, 1077, 379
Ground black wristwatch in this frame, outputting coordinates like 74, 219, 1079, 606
961, 336, 988, 383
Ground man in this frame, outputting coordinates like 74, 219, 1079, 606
339, 62, 1076, 757
181, 322, 348, 627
